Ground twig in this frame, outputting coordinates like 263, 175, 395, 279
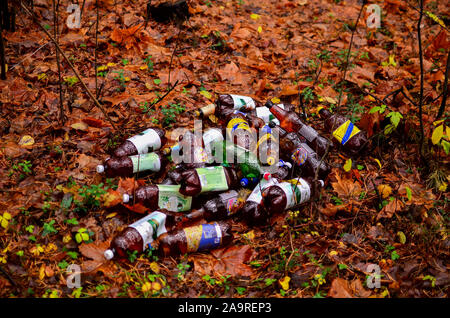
417, 0, 427, 168
20, 1, 117, 130
0, 264, 17, 288
0, 27, 5, 80
435, 49, 449, 120
94, 0, 98, 97
336, 2, 365, 110
53, 0, 65, 123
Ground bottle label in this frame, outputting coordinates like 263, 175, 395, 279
200, 104, 216, 117
247, 178, 278, 203
130, 152, 161, 173
227, 117, 251, 133
130, 211, 167, 250
218, 190, 239, 216
157, 185, 192, 212
128, 128, 161, 154
196, 166, 229, 193
280, 179, 311, 209
332, 120, 360, 145
230, 95, 256, 111
291, 146, 308, 166
202, 128, 224, 156
298, 124, 318, 143
184, 223, 223, 253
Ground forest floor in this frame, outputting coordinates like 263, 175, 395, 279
0, 0, 449, 298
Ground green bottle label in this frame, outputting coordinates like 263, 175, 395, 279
130, 152, 161, 173
196, 166, 229, 193
157, 185, 192, 212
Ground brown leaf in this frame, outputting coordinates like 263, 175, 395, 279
79, 241, 110, 262
190, 245, 255, 278
377, 198, 405, 220
331, 173, 362, 199
329, 278, 353, 298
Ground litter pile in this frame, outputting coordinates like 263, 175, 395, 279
96, 94, 368, 261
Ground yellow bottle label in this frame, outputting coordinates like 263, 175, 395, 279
332, 120, 360, 145
227, 117, 250, 132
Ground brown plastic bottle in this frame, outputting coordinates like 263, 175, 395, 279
103, 209, 184, 260
224, 112, 258, 152
269, 122, 331, 179
156, 221, 233, 258
114, 128, 167, 157
265, 100, 333, 156
96, 151, 168, 178
239, 163, 291, 226
249, 103, 294, 125
123, 184, 192, 212
217, 94, 263, 112
162, 128, 223, 167
184, 189, 250, 222
178, 166, 240, 196
318, 108, 368, 156
261, 178, 324, 215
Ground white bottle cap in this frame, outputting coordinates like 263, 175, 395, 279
104, 249, 114, 260
319, 180, 325, 187
96, 165, 105, 173
284, 161, 292, 169
123, 194, 130, 203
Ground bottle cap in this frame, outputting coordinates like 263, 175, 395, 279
284, 161, 292, 169
263, 172, 272, 180
268, 121, 277, 128
96, 165, 105, 173
240, 178, 249, 187
104, 249, 114, 260
265, 100, 274, 108
123, 194, 130, 203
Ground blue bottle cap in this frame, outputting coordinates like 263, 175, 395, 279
240, 178, 249, 187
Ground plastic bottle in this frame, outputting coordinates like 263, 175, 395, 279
184, 189, 250, 222
123, 184, 192, 212
261, 178, 324, 215
178, 166, 239, 196
239, 173, 278, 226
239, 162, 292, 226
269, 122, 331, 179
217, 94, 262, 112
104, 210, 184, 260
96, 151, 168, 177
249, 103, 294, 126
156, 221, 233, 257
318, 107, 368, 156
114, 128, 167, 157
225, 112, 257, 152
162, 128, 223, 165
265, 100, 333, 156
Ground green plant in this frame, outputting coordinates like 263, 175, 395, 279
144, 55, 154, 72
161, 103, 186, 127
127, 250, 138, 263
42, 220, 58, 237
74, 183, 107, 214
177, 262, 190, 280
64, 76, 79, 87
75, 228, 91, 244
301, 87, 314, 103
422, 275, 436, 287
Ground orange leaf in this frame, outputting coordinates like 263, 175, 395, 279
329, 278, 354, 298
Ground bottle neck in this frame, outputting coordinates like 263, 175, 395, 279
319, 108, 331, 119
185, 208, 206, 221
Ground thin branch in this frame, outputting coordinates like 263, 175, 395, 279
20, 1, 117, 130
94, 0, 99, 97
53, 0, 65, 123
336, 2, 365, 110
436, 49, 449, 120
417, 0, 427, 168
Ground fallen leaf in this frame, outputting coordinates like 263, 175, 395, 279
71, 122, 89, 131
343, 158, 352, 172
279, 276, 290, 291
331, 173, 362, 199
191, 245, 255, 278
18, 135, 35, 147
377, 184, 392, 199
79, 241, 110, 262
377, 198, 405, 220
329, 278, 353, 298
